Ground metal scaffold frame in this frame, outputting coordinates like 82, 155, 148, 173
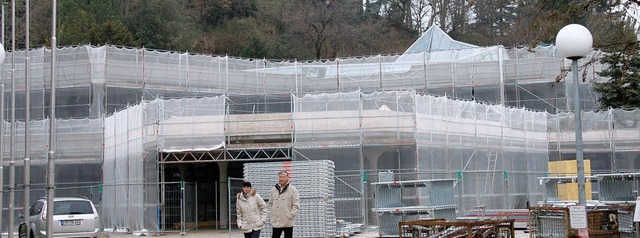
159, 147, 292, 163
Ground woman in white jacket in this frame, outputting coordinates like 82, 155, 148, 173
236, 181, 267, 238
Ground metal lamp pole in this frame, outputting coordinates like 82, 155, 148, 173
1, 2, 4, 46
0, 4, 6, 235
45, 0, 57, 236
571, 58, 586, 205
0, 45, 6, 237
0, 3, 5, 233
23, 0, 31, 235
555, 24, 593, 205
7, 0, 15, 235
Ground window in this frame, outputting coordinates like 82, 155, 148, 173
53, 201, 94, 215
29, 201, 44, 216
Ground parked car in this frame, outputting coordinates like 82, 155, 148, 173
22, 197, 100, 238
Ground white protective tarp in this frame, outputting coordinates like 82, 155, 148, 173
293, 91, 361, 147
415, 94, 548, 210
152, 96, 226, 152
103, 104, 145, 231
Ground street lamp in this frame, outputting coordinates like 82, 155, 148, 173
47, 0, 58, 236
0, 42, 6, 237
555, 24, 593, 205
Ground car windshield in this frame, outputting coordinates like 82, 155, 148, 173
53, 200, 93, 215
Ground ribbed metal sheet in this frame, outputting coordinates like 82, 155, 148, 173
244, 161, 337, 238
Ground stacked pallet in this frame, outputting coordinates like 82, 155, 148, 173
244, 160, 336, 238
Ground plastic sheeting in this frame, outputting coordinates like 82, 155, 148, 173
0, 92, 638, 231
101, 96, 225, 231
0, 42, 605, 120
293, 91, 548, 213
548, 109, 640, 172
151, 97, 226, 152
0, 36, 631, 231
293, 91, 361, 148
415, 94, 548, 210
103, 104, 145, 231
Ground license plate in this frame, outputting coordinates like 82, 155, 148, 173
60, 220, 82, 226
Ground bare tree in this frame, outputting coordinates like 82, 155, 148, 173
448, 0, 472, 37
432, 0, 452, 31
412, 0, 431, 33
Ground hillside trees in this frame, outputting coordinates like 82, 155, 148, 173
5, 0, 639, 62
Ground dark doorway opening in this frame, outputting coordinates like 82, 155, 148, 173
162, 163, 220, 229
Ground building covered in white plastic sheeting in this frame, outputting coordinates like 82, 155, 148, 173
0, 25, 638, 232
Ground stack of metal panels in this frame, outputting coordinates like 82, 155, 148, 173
244, 160, 336, 238
597, 173, 640, 202
336, 220, 364, 237
372, 171, 457, 237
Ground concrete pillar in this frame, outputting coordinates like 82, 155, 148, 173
218, 161, 229, 229
364, 147, 386, 174
363, 147, 386, 225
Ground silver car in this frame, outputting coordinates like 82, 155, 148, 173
25, 197, 100, 238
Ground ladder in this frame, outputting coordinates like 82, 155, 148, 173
484, 150, 499, 195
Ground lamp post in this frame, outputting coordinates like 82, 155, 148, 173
0, 42, 6, 238
23, 0, 31, 236
555, 24, 593, 205
46, 0, 57, 236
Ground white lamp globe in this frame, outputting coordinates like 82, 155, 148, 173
556, 24, 593, 59
0, 43, 5, 65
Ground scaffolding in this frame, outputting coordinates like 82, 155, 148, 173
0, 26, 636, 233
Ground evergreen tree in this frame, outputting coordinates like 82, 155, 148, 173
241, 36, 269, 59
594, 50, 640, 109
58, 0, 125, 45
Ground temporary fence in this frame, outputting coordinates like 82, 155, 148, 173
334, 170, 545, 225
3, 180, 209, 235
157, 181, 199, 234
228, 177, 245, 237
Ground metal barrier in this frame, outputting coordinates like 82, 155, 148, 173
228, 177, 245, 237
597, 173, 640, 202
333, 169, 543, 229
160, 181, 199, 234
3, 182, 102, 233
334, 173, 365, 224
5, 180, 221, 236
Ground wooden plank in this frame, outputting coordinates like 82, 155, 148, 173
548, 160, 592, 200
